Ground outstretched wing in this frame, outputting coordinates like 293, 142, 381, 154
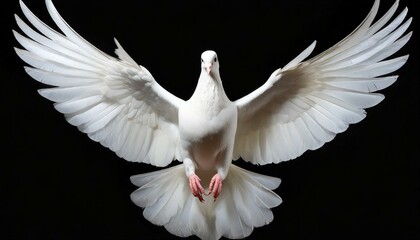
233, 0, 412, 165
14, 0, 185, 167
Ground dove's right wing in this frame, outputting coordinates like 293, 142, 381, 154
14, 0, 185, 167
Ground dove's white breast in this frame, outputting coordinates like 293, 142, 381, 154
178, 94, 237, 171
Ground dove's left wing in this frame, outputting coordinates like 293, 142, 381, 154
233, 0, 412, 165
14, 0, 184, 167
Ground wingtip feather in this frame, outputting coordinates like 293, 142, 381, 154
282, 40, 317, 71
114, 38, 138, 66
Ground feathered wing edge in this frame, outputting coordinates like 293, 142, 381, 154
234, 0, 412, 165
13, 0, 184, 167
130, 164, 282, 240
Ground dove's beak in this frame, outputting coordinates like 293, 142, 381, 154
204, 63, 212, 74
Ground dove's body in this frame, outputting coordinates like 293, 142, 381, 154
14, 0, 412, 239
179, 98, 236, 173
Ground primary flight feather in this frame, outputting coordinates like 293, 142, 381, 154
13, 0, 412, 239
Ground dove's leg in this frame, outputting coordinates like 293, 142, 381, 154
208, 148, 232, 201
189, 174, 205, 202
184, 158, 205, 202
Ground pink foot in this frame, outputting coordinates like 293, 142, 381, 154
189, 174, 205, 202
209, 173, 223, 201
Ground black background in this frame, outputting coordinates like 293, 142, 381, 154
1, 0, 419, 239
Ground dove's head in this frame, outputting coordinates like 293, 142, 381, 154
201, 50, 219, 75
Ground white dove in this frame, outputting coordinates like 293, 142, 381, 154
13, 0, 412, 239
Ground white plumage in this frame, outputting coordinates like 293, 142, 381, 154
13, 0, 411, 239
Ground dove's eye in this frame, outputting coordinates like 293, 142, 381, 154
201, 58, 204, 62
214, 57, 217, 62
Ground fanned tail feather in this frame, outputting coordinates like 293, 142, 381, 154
130, 164, 282, 240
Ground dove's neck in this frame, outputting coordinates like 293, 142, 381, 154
189, 71, 230, 114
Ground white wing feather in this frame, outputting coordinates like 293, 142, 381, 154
14, 0, 184, 167
234, 0, 411, 165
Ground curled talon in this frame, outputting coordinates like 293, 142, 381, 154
209, 173, 223, 201
189, 174, 205, 202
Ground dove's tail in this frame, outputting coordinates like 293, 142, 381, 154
130, 164, 282, 240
